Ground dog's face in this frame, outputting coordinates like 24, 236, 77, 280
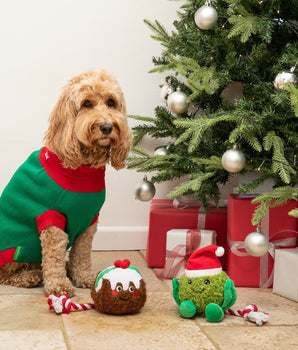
44, 70, 131, 169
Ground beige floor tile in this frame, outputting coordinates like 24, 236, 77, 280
0, 330, 67, 350
203, 325, 298, 350
0, 285, 44, 295
62, 292, 217, 350
0, 294, 62, 331
0, 251, 297, 350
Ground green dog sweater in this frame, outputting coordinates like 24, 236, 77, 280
0, 147, 106, 267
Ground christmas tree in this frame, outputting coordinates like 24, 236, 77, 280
128, 0, 298, 225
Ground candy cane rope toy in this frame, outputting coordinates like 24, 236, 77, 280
47, 294, 95, 314
226, 304, 270, 326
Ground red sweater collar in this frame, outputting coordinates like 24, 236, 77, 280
39, 147, 105, 193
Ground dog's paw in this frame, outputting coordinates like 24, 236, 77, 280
69, 272, 95, 289
44, 278, 75, 297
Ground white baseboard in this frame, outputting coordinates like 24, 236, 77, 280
92, 226, 148, 251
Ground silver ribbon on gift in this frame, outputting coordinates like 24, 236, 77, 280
228, 211, 297, 288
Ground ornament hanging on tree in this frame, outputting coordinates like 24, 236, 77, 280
274, 65, 297, 89
221, 145, 246, 173
167, 87, 189, 114
194, 0, 218, 30
154, 146, 170, 156
160, 84, 174, 103
244, 227, 269, 257
135, 176, 156, 202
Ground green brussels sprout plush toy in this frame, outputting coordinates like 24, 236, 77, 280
172, 245, 237, 322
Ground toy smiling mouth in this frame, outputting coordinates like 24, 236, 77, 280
120, 296, 129, 301
191, 287, 205, 293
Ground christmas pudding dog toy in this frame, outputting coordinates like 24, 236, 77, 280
48, 259, 147, 315
91, 259, 146, 315
173, 245, 269, 325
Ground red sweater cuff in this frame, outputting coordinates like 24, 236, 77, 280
36, 210, 67, 233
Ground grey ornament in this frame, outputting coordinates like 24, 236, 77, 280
274, 67, 297, 89
154, 147, 170, 156
244, 227, 270, 257
167, 87, 189, 114
221, 145, 246, 173
135, 176, 156, 202
194, 1, 218, 30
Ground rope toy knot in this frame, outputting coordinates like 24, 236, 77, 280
47, 294, 95, 315
226, 304, 269, 326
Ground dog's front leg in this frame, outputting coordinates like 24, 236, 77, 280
40, 225, 74, 297
67, 222, 97, 288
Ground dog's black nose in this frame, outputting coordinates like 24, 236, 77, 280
100, 123, 113, 135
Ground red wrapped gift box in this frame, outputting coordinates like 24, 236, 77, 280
146, 199, 228, 269
227, 194, 297, 287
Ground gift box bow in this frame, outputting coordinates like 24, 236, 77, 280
155, 229, 201, 279
228, 211, 297, 288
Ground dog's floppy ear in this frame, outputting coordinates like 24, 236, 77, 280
44, 87, 81, 168
110, 119, 132, 170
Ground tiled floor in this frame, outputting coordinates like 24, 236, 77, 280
0, 251, 297, 350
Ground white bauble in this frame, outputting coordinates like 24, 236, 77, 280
221, 145, 246, 173
167, 88, 189, 114
194, 4, 218, 30
135, 177, 156, 202
274, 70, 297, 89
244, 228, 269, 257
154, 147, 170, 156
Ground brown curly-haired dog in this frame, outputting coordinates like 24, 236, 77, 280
0, 70, 131, 296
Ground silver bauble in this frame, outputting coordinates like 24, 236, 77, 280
274, 70, 297, 89
167, 88, 189, 114
221, 145, 246, 173
244, 228, 270, 257
135, 176, 156, 202
194, 4, 218, 30
160, 84, 174, 103
154, 147, 170, 156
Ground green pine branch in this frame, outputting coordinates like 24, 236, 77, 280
167, 171, 217, 198
263, 131, 296, 183
284, 84, 298, 116
228, 8, 274, 43
251, 186, 298, 225
174, 115, 237, 152
143, 19, 170, 47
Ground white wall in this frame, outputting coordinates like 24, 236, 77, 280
0, 0, 236, 250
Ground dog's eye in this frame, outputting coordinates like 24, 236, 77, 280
107, 98, 116, 108
82, 100, 93, 108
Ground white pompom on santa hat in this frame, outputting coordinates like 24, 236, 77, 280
185, 245, 225, 278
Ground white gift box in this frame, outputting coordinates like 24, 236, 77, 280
273, 248, 298, 302
164, 229, 216, 279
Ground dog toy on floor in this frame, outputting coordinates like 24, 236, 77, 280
172, 245, 269, 325
48, 259, 147, 315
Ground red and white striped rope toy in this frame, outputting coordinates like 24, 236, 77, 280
47, 294, 95, 314
226, 304, 270, 326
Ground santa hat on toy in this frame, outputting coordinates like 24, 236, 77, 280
185, 245, 225, 278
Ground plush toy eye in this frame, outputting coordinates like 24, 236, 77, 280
107, 98, 116, 107
116, 285, 123, 292
204, 279, 210, 285
188, 280, 192, 284
129, 286, 134, 292
82, 100, 93, 108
